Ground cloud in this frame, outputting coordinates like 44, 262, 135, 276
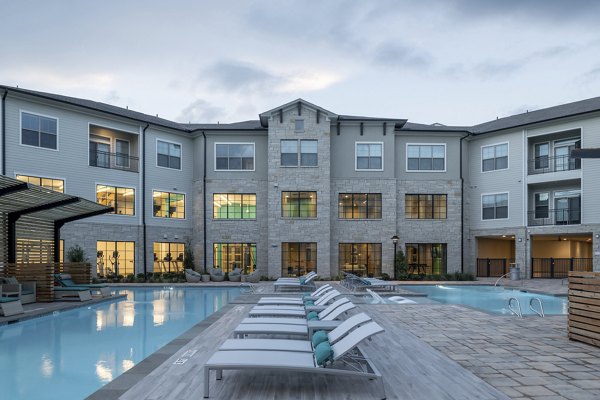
178, 99, 226, 123
372, 42, 434, 69
202, 61, 276, 91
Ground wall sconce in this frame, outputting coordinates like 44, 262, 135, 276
518, 237, 522, 242
596, 234, 599, 239
274, 183, 279, 188
163, 234, 167, 239
174, 235, 179, 240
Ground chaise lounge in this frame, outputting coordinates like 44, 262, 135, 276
55, 273, 111, 297
0, 287, 24, 316
0, 276, 36, 304
273, 273, 318, 292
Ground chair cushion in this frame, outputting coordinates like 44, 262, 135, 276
0, 297, 19, 303
4, 277, 18, 285
21, 290, 34, 295
311, 330, 329, 348
314, 342, 333, 366
299, 277, 306, 285
307, 311, 319, 321
304, 300, 314, 306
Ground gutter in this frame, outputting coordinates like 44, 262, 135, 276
202, 131, 207, 273
1, 89, 7, 175
459, 131, 471, 273
142, 123, 149, 276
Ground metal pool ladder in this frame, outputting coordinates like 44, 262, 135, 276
508, 297, 522, 318
529, 297, 545, 317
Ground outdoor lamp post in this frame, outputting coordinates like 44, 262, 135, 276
391, 234, 399, 280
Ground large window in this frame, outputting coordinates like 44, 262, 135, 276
482, 143, 508, 172
157, 140, 181, 169
21, 112, 57, 150
405, 194, 447, 219
554, 190, 581, 225
356, 143, 383, 170
338, 193, 382, 219
213, 243, 257, 273
215, 143, 254, 171
482, 193, 508, 220
407, 144, 445, 171
96, 185, 135, 215
282, 191, 317, 218
213, 193, 256, 219
153, 191, 185, 219
96, 241, 135, 277
534, 143, 549, 170
406, 243, 447, 275
281, 242, 317, 277
281, 139, 317, 167
16, 174, 64, 193
534, 192, 549, 219
339, 243, 382, 277
153, 242, 185, 272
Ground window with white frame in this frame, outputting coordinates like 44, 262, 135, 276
281, 139, 317, 167
482, 143, 508, 172
157, 140, 181, 169
534, 192, 549, 219
215, 143, 254, 171
21, 112, 57, 149
407, 144, 445, 171
482, 193, 508, 220
356, 143, 383, 170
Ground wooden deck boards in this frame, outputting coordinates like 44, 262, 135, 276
118, 303, 508, 400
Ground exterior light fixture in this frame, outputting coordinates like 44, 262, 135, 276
391, 234, 399, 280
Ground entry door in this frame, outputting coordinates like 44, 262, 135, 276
555, 197, 580, 224
90, 141, 110, 167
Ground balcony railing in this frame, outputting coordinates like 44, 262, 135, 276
89, 150, 139, 172
528, 155, 580, 175
528, 208, 581, 226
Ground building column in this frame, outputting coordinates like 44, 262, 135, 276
515, 228, 530, 279
594, 233, 600, 272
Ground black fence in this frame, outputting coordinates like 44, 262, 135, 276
89, 149, 139, 172
527, 208, 581, 226
531, 258, 593, 278
527, 154, 580, 175
476, 258, 515, 277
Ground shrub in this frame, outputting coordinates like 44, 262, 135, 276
66, 245, 86, 262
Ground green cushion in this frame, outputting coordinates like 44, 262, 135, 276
0, 297, 19, 303
311, 330, 329, 348
299, 277, 306, 285
302, 294, 311, 300
304, 300, 314, 306
307, 311, 319, 321
314, 341, 333, 366
21, 290, 34, 295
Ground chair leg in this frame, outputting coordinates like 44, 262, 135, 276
203, 367, 210, 398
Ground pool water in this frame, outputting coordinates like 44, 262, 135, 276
0, 286, 240, 400
401, 285, 568, 315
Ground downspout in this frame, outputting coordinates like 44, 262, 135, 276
142, 124, 149, 277
202, 131, 207, 273
2, 90, 8, 175
459, 131, 471, 273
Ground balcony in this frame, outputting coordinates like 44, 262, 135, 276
528, 208, 580, 226
89, 149, 139, 172
528, 155, 580, 175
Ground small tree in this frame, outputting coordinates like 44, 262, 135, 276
394, 249, 407, 279
183, 241, 195, 271
66, 245, 86, 262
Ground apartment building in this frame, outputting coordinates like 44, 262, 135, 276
1, 85, 598, 279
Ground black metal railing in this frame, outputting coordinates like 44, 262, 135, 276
531, 258, 592, 278
528, 154, 580, 175
527, 208, 581, 226
476, 258, 515, 277
89, 150, 139, 172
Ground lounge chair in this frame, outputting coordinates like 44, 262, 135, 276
221, 312, 372, 352
228, 268, 242, 282
185, 269, 202, 283
204, 321, 386, 399
210, 268, 225, 282
248, 297, 350, 318
55, 273, 111, 297
275, 271, 316, 282
343, 272, 397, 292
243, 299, 355, 325
0, 286, 24, 316
273, 273, 318, 292
1, 276, 36, 304
54, 287, 92, 301
257, 289, 341, 307
258, 284, 333, 305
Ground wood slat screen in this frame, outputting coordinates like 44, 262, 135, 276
16, 216, 55, 264
568, 271, 600, 347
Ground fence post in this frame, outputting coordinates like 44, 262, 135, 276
570, 258, 574, 272
487, 259, 491, 277
550, 257, 555, 278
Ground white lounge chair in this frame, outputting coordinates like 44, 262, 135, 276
242, 299, 355, 326
273, 273, 318, 292
258, 284, 332, 304
256, 289, 341, 308
204, 321, 386, 399
275, 271, 316, 282
248, 297, 350, 318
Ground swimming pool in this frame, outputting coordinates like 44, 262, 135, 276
0, 286, 240, 400
400, 285, 568, 315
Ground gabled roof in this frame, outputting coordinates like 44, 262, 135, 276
259, 98, 337, 127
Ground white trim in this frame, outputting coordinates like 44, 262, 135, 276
156, 138, 183, 171
95, 182, 137, 217
481, 191, 509, 221
151, 188, 187, 221
405, 143, 446, 173
14, 171, 67, 193
19, 109, 59, 151
214, 142, 256, 172
480, 141, 509, 173
355, 141, 384, 172
532, 191, 550, 220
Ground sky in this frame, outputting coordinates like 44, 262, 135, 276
2, 0, 600, 126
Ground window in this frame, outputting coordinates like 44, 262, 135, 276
157, 140, 181, 169
281, 242, 316, 277
213, 243, 257, 273
482, 193, 508, 220
339, 243, 381, 277
153, 191, 185, 219
356, 143, 383, 170
405, 194, 447, 219
406, 243, 447, 275
21, 112, 57, 149
295, 119, 304, 132
482, 143, 508, 172
16, 174, 64, 193
338, 193, 382, 219
215, 143, 254, 171
554, 138, 580, 172
407, 144, 445, 171
96, 185, 135, 215
534, 143, 549, 170
116, 139, 130, 168
153, 242, 185, 272
282, 191, 317, 218
281, 140, 298, 166
534, 192, 549, 219
96, 241, 135, 276
213, 193, 256, 219
280, 140, 317, 167
554, 190, 581, 225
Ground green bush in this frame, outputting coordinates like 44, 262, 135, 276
66, 245, 86, 262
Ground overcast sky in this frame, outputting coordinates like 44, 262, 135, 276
2, 0, 600, 126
